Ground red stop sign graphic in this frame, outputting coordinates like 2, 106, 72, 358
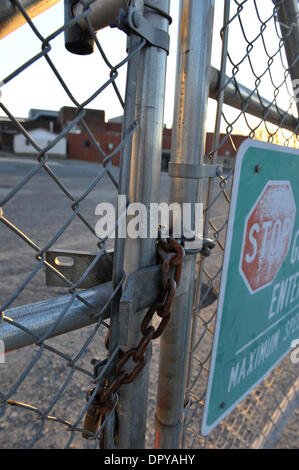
240, 181, 296, 293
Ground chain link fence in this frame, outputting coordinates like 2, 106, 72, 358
0, 0, 298, 450
183, 0, 299, 450
0, 0, 147, 449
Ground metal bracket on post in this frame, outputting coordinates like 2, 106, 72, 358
126, 6, 170, 53
168, 162, 223, 180
45, 249, 113, 289
45, 249, 198, 344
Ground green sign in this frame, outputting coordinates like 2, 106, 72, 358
202, 140, 299, 435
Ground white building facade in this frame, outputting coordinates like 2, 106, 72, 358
13, 128, 67, 157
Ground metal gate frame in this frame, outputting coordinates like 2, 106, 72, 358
0, 0, 298, 450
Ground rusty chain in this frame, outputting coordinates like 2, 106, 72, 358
82, 236, 185, 446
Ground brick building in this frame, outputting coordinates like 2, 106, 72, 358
58, 107, 171, 167
1, 106, 247, 169
59, 107, 124, 166
60, 107, 246, 169
0, 116, 26, 151
0, 109, 60, 153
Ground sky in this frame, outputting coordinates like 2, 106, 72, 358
0, 0, 297, 135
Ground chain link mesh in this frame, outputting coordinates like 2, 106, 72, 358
0, 0, 145, 448
1, 0, 299, 450
183, 0, 299, 449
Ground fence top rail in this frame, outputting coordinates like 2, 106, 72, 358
0, 0, 60, 39
209, 66, 298, 134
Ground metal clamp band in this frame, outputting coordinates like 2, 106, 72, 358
168, 163, 223, 179
127, 8, 170, 54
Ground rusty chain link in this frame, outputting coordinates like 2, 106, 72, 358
82, 236, 185, 445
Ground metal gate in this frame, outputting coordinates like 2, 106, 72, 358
0, 0, 298, 449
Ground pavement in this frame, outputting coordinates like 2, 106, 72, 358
0, 154, 297, 448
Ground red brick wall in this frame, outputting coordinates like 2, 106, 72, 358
67, 132, 122, 166
62, 107, 247, 165
162, 127, 172, 151
205, 133, 247, 157
67, 129, 248, 165
67, 127, 174, 165
60, 107, 106, 134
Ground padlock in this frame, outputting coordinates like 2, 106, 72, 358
82, 386, 116, 440
82, 402, 101, 440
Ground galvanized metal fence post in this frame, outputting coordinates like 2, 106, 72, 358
180, 0, 299, 450
155, 0, 215, 449
105, 0, 145, 449
114, 0, 171, 449
182, 0, 230, 449
273, 0, 299, 115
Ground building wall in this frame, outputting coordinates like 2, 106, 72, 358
60, 107, 124, 165
67, 131, 122, 165
13, 128, 67, 157
67, 129, 174, 166
205, 133, 247, 170
0, 129, 15, 151
62, 108, 175, 166
66, 125, 247, 168
2, 106, 248, 167
59, 107, 106, 134
0, 112, 61, 153
205, 133, 246, 158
